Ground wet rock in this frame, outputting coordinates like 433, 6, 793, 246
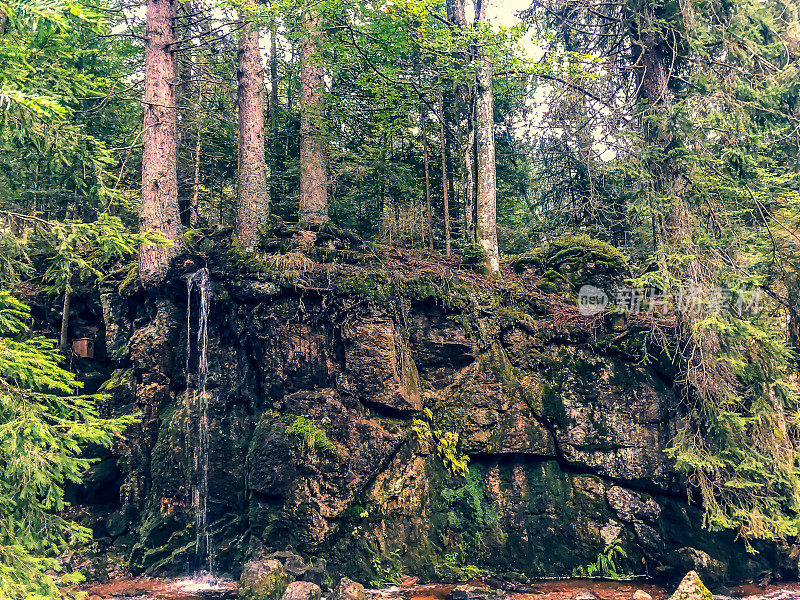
228, 280, 282, 302
340, 318, 422, 413
574, 590, 599, 600
543, 348, 679, 489
100, 292, 131, 359
600, 519, 624, 544
105, 510, 130, 538
676, 548, 728, 587
449, 585, 503, 600
300, 565, 326, 587
239, 559, 290, 600
668, 571, 714, 600
281, 581, 322, 600
283, 555, 309, 578
606, 487, 661, 523
633, 591, 652, 600
331, 577, 366, 600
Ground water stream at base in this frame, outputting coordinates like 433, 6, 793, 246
82, 577, 800, 600
186, 268, 212, 578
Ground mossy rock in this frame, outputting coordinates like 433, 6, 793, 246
239, 559, 290, 600
511, 235, 629, 295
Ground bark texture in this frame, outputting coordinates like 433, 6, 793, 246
447, 0, 475, 243
438, 92, 451, 255
475, 0, 499, 272
140, 0, 181, 288
421, 111, 434, 250
235, 0, 269, 250
299, 11, 328, 225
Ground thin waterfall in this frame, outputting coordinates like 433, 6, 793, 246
186, 268, 212, 576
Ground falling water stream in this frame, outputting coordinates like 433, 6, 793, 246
186, 268, 214, 581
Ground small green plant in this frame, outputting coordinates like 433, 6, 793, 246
433, 550, 488, 582
572, 537, 628, 578
461, 243, 488, 266
412, 408, 469, 476
286, 416, 338, 457
369, 549, 405, 587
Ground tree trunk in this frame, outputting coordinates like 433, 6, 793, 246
175, 2, 193, 227
421, 109, 434, 250
270, 26, 280, 207
235, 0, 269, 250
299, 10, 328, 225
446, 0, 475, 243
190, 82, 203, 228
140, 0, 181, 289
475, 0, 499, 272
59, 289, 71, 354
438, 92, 451, 256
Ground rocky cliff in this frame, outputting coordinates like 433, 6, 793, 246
81, 231, 796, 586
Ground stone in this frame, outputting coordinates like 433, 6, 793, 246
633, 590, 652, 600
105, 511, 130, 538
449, 585, 503, 600
606, 486, 661, 523
574, 591, 599, 600
239, 559, 290, 600
676, 548, 728, 587
331, 577, 366, 600
300, 565, 326, 587
340, 318, 422, 412
100, 292, 131, 360
668, 571, 714, 600
600, 520, 624, 544
89, 596, 103, 600
281, 581, 322, 600
283, 555, 309, 578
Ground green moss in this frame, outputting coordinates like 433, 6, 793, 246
510, 235, 629, 293
477, 343, 519, 396
98, 367, 133, 392
541, 382, 570, 428
286, 416, 339, 457
239, 563, 290, 600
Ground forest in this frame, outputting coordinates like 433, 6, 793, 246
2, 0, 800, 597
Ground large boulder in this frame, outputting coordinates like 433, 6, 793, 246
281, 581, 322, 600
331, 577, 366, 600
239, 559, 290, 600
668, 571, 714, 600
676, 548, 728, 587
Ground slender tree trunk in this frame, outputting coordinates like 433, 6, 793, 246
270, 26, 280, 207
421, 109, 434, 250
175, 2, 193, 227
140, 0, 181, 288
59, 289, 71, 354
190, 82, 203, 228
446, 0, 475, 243
475, 0, 499, 272
438, 92, 451, 256
299, 10, 328, 225
235, 0, 269, 250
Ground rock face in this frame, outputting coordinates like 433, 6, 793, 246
90, 257, 789, 584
